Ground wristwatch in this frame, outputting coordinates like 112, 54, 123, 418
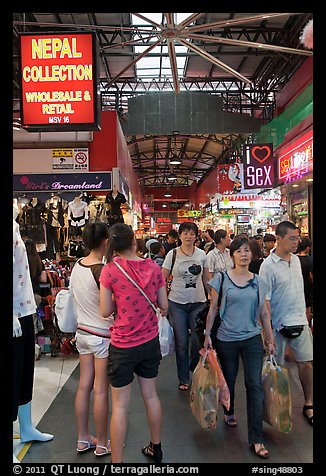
203, 329, 210, 336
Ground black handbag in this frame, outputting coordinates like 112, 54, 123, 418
279, 325, 304, 339
195, 271, 224, 348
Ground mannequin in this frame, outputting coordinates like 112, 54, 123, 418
13, 219, 53, 461
105, 185, 126, 227
68, 195, 89, 237
19, 197, 46, 251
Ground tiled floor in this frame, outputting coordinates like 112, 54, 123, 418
13, 351, 79, 461
15, 348, 313, 464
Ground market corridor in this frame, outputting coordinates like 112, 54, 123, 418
20, 351, 312, 464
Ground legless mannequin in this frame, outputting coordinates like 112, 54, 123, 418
13, 219, 53, 462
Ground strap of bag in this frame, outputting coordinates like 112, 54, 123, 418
217, 271, 224, 308
170, 248, 177, 274
113, 261, 158, 313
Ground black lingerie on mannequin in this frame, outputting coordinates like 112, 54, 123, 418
105, 191, 126, 226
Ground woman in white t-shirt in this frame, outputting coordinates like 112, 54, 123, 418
69, 222, 113, 457
162, 222, 210, 391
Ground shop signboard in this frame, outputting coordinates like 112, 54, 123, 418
243, 143, 274, 190
52, 148, 89, 171
18, 32, 100, 131
217, 164, 243, 194
277, 130, 313, 185
13, 172, 111, 192
177, 209, 202, 218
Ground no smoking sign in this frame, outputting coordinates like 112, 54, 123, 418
73, 149, 89, 170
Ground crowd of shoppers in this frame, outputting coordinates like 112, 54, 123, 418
14, 217, 313, 463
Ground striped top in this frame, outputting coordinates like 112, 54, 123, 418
206, 247, 233, 277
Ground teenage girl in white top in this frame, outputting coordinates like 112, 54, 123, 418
69, 222, 112, 457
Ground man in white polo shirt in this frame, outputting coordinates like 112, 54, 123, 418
259, 221, 313, 427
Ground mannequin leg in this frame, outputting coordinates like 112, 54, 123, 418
18, 402, 53, 443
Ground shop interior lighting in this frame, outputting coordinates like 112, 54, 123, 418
162, 203, 167, 207
306, 178, 313, 182
164, 191, 172, 197
167, 173, 177, 181
292, 184, 299, 187
169, 157, 182, 165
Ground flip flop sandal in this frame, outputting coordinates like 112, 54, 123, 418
302, 405, 313, 426
94, 440, 111, 457
250, 443, 269, 459
178, 383, 189, 391
224, 415, 238, 427
76, 436, 97, 453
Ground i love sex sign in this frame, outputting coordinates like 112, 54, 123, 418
243, 143, 274, 190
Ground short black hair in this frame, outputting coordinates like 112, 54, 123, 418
296, 236, 312, 253
167, 229, 178, 238
150, 241, 163, 255
230, 235, 251, 257
275, 221, 297, 238
178, 222, 198, 236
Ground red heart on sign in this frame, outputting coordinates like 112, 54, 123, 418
251, 146, 271, 163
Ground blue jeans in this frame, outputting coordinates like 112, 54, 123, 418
168, 300, 207, 385
215, 334, 265, 444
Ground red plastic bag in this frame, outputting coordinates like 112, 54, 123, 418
200, 348, 230, 412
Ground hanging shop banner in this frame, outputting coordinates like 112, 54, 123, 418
52, 148, 89, 171
142, 195, 155, 213
19, 32, 100, 132
243, 143, 274, 190
218, 194, 280, 209
216, 164, 243, 194
13, 172, 111, 193
277, 130, 313, 185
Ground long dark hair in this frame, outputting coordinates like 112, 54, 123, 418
249, 237, 263, 260
105, 223, 135, 262
24, 239, 42, 279
82, 222, 109, 251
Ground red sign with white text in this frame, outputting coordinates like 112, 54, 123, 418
277, 130, 313, 184
19, 32, 99, 131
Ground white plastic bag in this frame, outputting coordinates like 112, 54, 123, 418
158, 313, 175, 357
55, 288, 78, 333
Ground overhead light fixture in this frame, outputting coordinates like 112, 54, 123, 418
162, 203, 167, 208
164, 191, 172, 197
169, 157, 182, 165
167, 173, 177, 181
292, 184, 299, 187
306, 178, 313, 182
13, 118, 22, 130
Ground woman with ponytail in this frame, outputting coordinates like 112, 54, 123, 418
99, 223, 168, 464
69, 222, 112, 457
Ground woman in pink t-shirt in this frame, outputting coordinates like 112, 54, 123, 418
99, 223, 168, 464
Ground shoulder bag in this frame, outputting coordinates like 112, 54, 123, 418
166, 248, 177, 295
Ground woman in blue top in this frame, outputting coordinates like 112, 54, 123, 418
204, 235, 275, 459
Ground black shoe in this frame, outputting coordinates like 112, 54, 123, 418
302, 405, 313, 426
142, 442, 163, 463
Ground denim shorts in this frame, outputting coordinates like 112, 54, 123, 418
275, 324, 313, 365
75, 331, 110, 358
107, 335, 161, 388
